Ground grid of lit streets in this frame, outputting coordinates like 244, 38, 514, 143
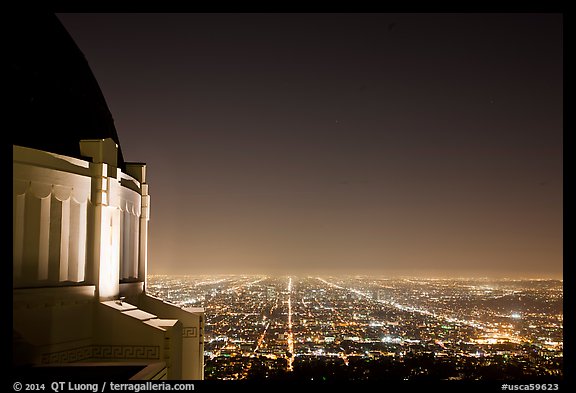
148, 276, 562, 382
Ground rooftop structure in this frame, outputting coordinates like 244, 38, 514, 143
11, 13, 204, 380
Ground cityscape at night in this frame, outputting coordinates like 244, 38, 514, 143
148, 275, 563, 382
12, 12, 564, 390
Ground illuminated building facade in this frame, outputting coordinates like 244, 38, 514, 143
11, 14, 204, 380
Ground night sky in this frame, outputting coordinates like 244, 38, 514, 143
56, 13, 563, 278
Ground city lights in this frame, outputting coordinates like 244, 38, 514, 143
148, 275, 562, 381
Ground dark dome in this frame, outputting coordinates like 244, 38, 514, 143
8, 13, 125, 169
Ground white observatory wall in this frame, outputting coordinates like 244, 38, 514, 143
13, 144, 148, 366
13, 145, 143, 293
13, 148, 92, 288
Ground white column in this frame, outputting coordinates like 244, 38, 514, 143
69, 198, 87, 282
94, 166, 120, 300
76, 199, 87, 282
140, 183, 150, 290
120, 208, 127, 280
125, 163, 149, 288
13, 187, 26, 282
81, 138, 120, 300
22, 183, 52, 283
38, 193, 51, 281
132, 211, 140, 279
49, 195, 70, 282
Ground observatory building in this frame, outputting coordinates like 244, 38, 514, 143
11, 14, 204, 380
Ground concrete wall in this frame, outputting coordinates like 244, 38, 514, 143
13, 147, 91, 287
13, 286, 96, 365
12, 142, 195, 381
139, 294, 205, 380
95, 302, 182, 379
13, 143, 146, 295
